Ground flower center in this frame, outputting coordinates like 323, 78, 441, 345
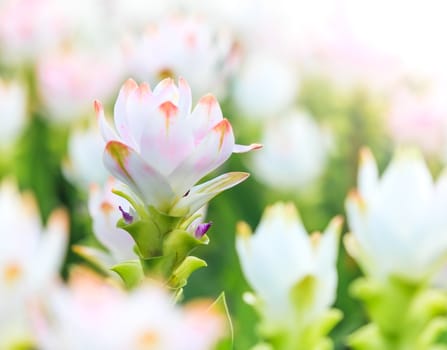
3, 262, 22, 284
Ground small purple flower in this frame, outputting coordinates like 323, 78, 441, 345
119, 206, 134, 224
195, 222, 212, 238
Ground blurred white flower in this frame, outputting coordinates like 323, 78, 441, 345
37, 46, 124, 124
250, 109, 330, 190
63, 124, 108, 189
34, 269, 225, 350
236, 202, 341, 326
0, 0, 68, 63
84, 178, 137, 266
0, 78, 27, 149
346, 148, 447, 282
0, 181, 68, 348
96, 77, 260, 216
126, 16, 236, 99
233, 52, 298, 120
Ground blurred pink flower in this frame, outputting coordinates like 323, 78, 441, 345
38, 47, 125, 124
96, 77, 260, 216
126, 16, 237, 99
387, 88, 447, 154
33, 269, 225, 350
0, 0, 68, 63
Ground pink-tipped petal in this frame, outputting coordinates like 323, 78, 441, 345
189, 94, 223, 140
152, 78, 179, 105
170, 172, 249, 216
94, 100, 117, 142
103, 141, 175, 211
233, 143, 263, 153
113, 79, 140, 149
168, 119, 235, 195
139, 101, 194, 175
178, 77, 192, 116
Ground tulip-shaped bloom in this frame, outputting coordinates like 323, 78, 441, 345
33, 269, 226, 350
236, 203, 342, 333
346, 148, 447, 282
0, 181, 67, 348
96, 77, 260, 217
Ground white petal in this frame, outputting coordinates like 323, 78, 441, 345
233, 143, 263, 153
94, 100, 117, 143
178, 77, 192, 116
88, 180, 136, 261
113, 79, 140, 149
103, 141, 175, 211
188, 94, 223, 141
170, 172, 249, 216
139, 101, 195, 175
168, 118, 235, 196
358, 147, 379, 201
30, 209, 68, 289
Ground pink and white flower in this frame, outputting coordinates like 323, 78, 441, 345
96, 77, 260, 216
38, 46, 124, 124
33, 269, 225, 350
126, 16, 237, 99
0, 0, 68, 63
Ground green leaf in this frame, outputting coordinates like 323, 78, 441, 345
110, 260, 144, 289
168, 256, 207, 289
211, 292, 234, 350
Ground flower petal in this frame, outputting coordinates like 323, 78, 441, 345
358, 147, 379, 201
31, 209, 68, 289
233, 143, 263, 153
94, 100, 117, 143
189, 94, 223, 140
88, 180, 136, 261
168, 119, 235, 195
178, 77, 192, 116
103, 141, 175, 211
113, 79, 139, 149
170, 172, 249, 216
139, 101, 195, 175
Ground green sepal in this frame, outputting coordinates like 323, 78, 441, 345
110, 260, 144, 289
348, 323, 387, 350
168, 256, 207, 289
162, 229, 209, 273
350, 276, 419, 336
349, 277, 447, 350
117, 218, 162, 259
210, 292, 234, 350
147, 205, 182, 234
